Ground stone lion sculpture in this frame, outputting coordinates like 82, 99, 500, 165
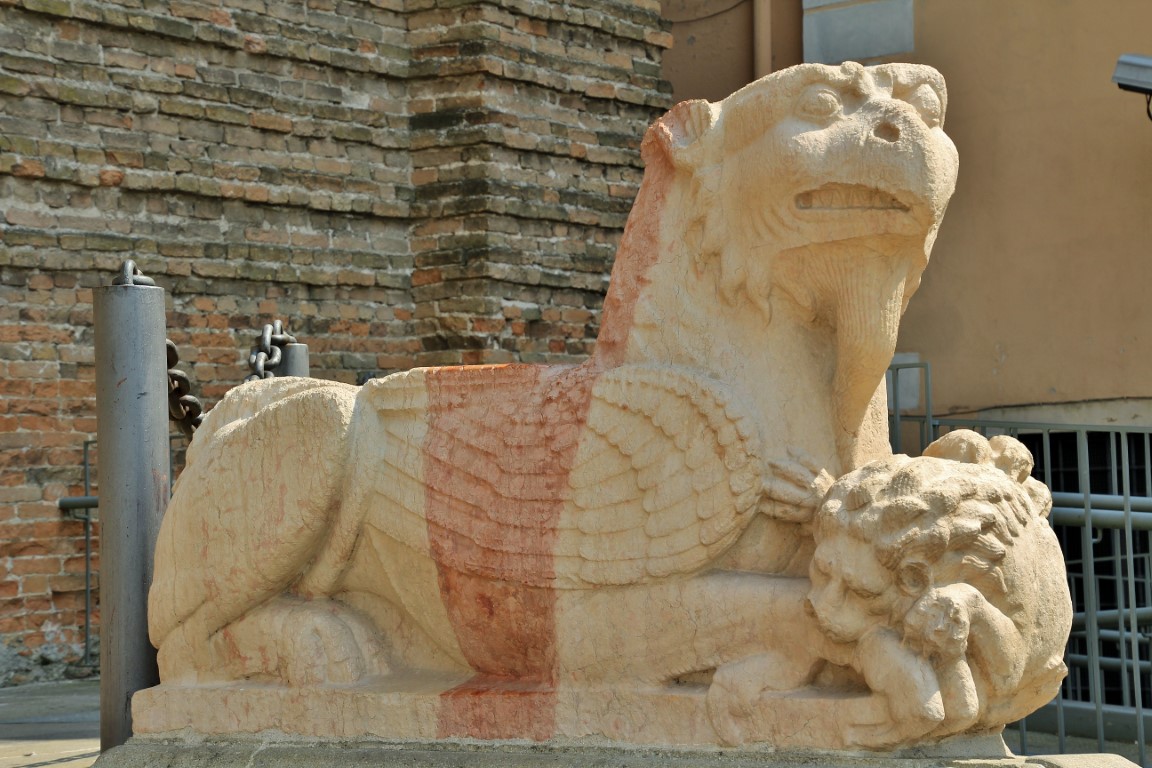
137, 63, 1069, 751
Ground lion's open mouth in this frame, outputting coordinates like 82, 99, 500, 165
795, 184, 910, 212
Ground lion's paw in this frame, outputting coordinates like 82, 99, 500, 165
761, 451, 835, 523
203, 596, 389, 685
280, 600, 388, 685
844, 700, 944, 750
902, 586, 975, 659
706, 652, 816, 746
706, 664, 759, 746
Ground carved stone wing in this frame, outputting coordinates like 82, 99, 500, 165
352, 363, 599, 588
554, 365, 765, 588
355, 364, 764, 592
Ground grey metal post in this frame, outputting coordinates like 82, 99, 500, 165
94, 262, 169, 751
278, 342, 310, 377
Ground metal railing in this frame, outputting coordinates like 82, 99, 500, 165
57, 440, 99, 668
888, 363, 1152, 765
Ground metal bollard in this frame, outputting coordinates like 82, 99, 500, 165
278, 342, 310, 377
93, 261, 168, 751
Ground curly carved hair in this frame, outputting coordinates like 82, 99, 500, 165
815, 430, 1052, 600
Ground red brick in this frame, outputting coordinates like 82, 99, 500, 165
6, 208, 56, 228
12, 159, 46, 178
0, 540, 51, 558
472, 318, 505, 333
411, 268, 442, 286
99, 168, 124, 186
21, 596, 54, 614
0, 616, 28, 634
251, 113, 293, 133
9, 556, 63, 576
243, 185, 269, 203
105, 150, 143, 168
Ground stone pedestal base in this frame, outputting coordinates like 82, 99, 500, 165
130, 682, 1005, 751
122, 685, 1140, 767
92, 740, 1140, 768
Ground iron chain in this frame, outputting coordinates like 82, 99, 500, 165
246, 320, 297, 382
167, 340, 204, 439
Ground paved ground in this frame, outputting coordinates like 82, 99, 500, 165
0, 680, 1145, 767
0, 680, 99, 768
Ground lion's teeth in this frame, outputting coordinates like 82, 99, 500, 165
795, 184, 909, 211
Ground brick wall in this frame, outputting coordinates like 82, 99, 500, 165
0, 0, 671, 684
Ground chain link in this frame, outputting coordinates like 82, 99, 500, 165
111, 259, 156, 287
167, 340, 204, 439
246, 320, 297, 382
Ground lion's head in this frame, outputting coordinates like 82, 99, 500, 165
643, 61, 958, 320
602, 63, 960, 464
596, 63, 960, 471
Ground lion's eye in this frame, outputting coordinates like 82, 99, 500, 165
796, 86, 842, 123
906, 83, 942, 128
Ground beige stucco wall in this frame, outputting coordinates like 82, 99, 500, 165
895, 1, 1152, 417
661, 0, 802, 102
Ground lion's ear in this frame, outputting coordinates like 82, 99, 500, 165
1024, 477, 1054, 519
897, 559, 931, 595
923, 429, 993, 466
987, 435, 1034, 483
642, 99, 716, 169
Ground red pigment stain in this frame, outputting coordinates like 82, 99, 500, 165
423, 361, 599, 740
593, 139, 672, 368
439, 676, 558, 742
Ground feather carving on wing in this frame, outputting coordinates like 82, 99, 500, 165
555, 366, 765, 588
356, 363, 764, 592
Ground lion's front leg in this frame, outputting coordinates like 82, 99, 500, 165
557, 570, 823, 686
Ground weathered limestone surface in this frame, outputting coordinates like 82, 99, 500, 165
137, 62, 1073, 755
